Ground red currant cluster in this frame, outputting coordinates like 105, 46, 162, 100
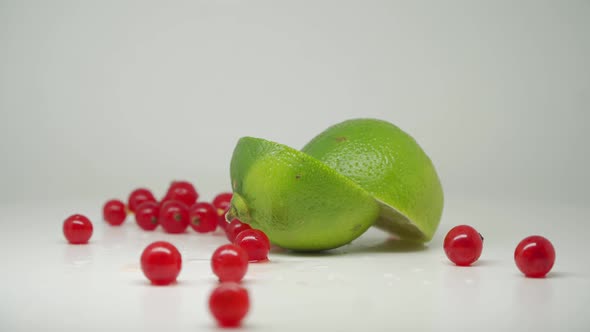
62, 180, 272, 327
443, 225, 556, 278
103, 181, 219, 233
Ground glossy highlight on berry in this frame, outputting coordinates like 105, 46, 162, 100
128, 188, 156, 213
163, 181, 198, 207
135, 201, 159, 231
514, 235, 555, 278
103, 199, 127, 226
140, 241, 182, 285
211, 244, 248, 282
443, 225, 483, 266
226, 219, 251, 243
235, 229, 270, 262
212, 192, 232, 213
189, 202, 218, 233
159, 200, 190, 234
63, 214, 93, 244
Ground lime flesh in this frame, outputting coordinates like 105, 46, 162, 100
302, 118, 444, 242
229, 137, 380, 251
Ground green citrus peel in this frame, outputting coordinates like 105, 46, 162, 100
227, 119, 444, 251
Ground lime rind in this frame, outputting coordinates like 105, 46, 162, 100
229, 136, 381, 251
229, 117, 444, 250
302, 118, 444, 242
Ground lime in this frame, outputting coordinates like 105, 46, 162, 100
228, 136, 380, 251
302, 118, 444, 242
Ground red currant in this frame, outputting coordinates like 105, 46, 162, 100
514, 235, 555, 278
209, 282, 249, 327
128, 188, 156, 213
226, 219, 251, 243
211, 244, 248, 282
189, 202, 218, 233
140, 241, 182, 285
162, 181, 198, 207
63, 214, 93, 244
212, 192, 232, 213
234, 229, 270, 262
159, 200, 190, 234
103, 199, 127, 226
218, 210, 230, 231
135, 201, 159, 231
443, 225, 483, 266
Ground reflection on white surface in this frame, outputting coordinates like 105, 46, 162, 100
511, 277, 555, 329
63, 243, 94, 267
1, 197, 589, 331
101, 224, 129, 250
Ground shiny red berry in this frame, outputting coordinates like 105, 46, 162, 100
159, 200, 189, 234
162, 181, 198, 207
514, 235, 555, 278
189, 202, 218, 233
63, 214, 93, 244
103, 199, 127, 226
128, 188, 156, 213
212, 192, 232, 213
218, 211, 230, 231
226, 219, 251, 243
443, 225, 483, 266
234, 229, 270, 262
209, 282, 249, 327
135, 201, 159, 231
211, 244, 248, 282
140, 241, 182, 285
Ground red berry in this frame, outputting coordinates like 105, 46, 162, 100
159, 200, 190, 234
63, 214, 93, 244
226, 219, 251, 243
162, 181, 198, 207
209, 282, 249, 327
234, 229, 270, 262
514, 235, 555, 278
443, 225, 483, 266
128, 188, 157, 213
189, 202, 218, 233
212, 192, 232, 213
103, 199, 127, 226
135, 201, 159, 231
140, 241, 182, 285
211, 244, 248, 282
218, 210, 230, 231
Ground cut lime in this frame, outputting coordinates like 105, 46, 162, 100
228, 137, 380, 251
302, 118, 444, 242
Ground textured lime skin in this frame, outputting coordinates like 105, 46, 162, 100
229, 137, 380, 251
302, 119, 444, 242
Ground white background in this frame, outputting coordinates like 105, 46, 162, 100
1, 1, 589, 331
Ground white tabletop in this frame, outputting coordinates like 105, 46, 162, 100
2, 1, 589, 331
1, 196, 588, 331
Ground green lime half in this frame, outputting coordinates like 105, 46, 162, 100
302, 119, 444, 242
228, 136, 380, 251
